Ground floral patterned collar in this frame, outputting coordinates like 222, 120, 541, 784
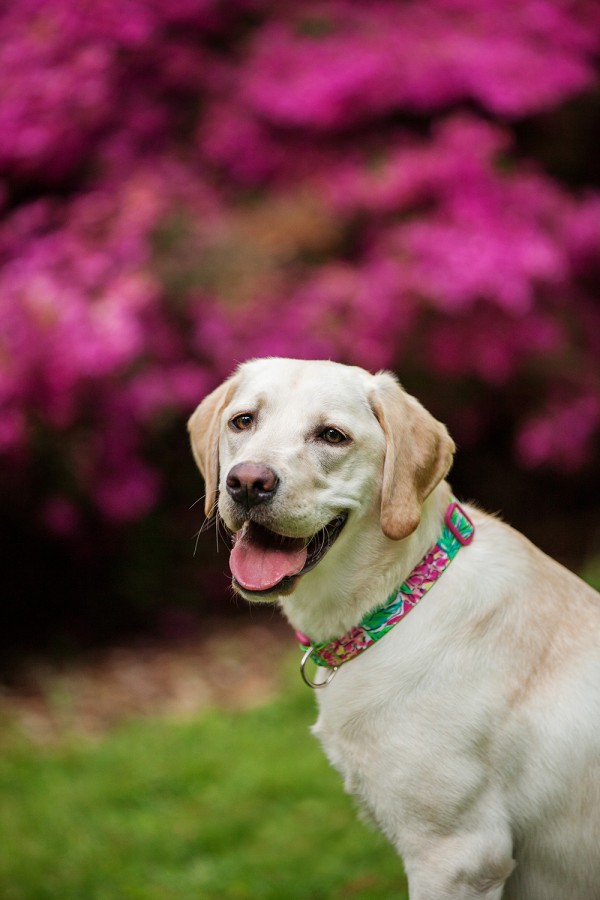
295, 497, 475, 688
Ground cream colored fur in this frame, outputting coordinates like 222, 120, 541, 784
189, 357, 600, 900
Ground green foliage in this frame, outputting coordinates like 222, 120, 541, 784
0, 663, 406, 900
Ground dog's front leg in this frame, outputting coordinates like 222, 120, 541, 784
402, 831, 515, 900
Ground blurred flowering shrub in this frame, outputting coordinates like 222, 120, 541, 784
1, 0, 600, 533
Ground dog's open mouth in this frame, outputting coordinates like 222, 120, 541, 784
229, 513, 348, 595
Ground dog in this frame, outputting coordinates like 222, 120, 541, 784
188, 357, 600, 900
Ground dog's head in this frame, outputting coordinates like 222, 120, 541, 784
188, 358, 454, 600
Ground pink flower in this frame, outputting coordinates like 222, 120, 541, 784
516, 395, 600, 471
1, 0, 599, 536
41, 497, 81, 537
95, 464, 160, 522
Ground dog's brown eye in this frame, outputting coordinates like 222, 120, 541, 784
319, 427, 349, 445
230, 413, 254, 431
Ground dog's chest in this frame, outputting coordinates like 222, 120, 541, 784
311, 702, 396, 835
310, 666, 501, 845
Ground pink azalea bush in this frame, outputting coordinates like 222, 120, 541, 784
1, 0, 599, 532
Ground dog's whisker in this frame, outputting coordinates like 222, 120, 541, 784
192, 527, 202, 558
215, 514, 231, 553
191, 509, 224, 557
200, 516, 214, 535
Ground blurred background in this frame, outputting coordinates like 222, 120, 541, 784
1, 3, 600, 898
1, 0, 599, 662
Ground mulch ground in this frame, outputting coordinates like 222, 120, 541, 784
0, 619, 294, 743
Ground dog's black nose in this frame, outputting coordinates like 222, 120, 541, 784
226, 462, 279, 509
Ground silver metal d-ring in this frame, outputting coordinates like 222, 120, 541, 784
300, 646, 338, 689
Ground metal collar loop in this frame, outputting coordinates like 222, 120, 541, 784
300, 646, 338, 689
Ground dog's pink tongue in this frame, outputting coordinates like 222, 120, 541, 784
230, 524, 307, 591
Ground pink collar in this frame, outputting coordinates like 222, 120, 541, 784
295, 497, 475, 688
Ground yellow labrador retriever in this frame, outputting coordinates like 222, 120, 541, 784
188, 357, 600, 900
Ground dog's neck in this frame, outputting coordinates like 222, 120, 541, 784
278, 483, 453, 643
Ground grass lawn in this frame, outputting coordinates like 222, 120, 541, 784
0, 656, 407, 900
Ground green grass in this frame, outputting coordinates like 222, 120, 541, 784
0, 659, 407, 900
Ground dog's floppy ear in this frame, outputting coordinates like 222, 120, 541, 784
188, 374, 239, 517
369, 372, 455, 541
